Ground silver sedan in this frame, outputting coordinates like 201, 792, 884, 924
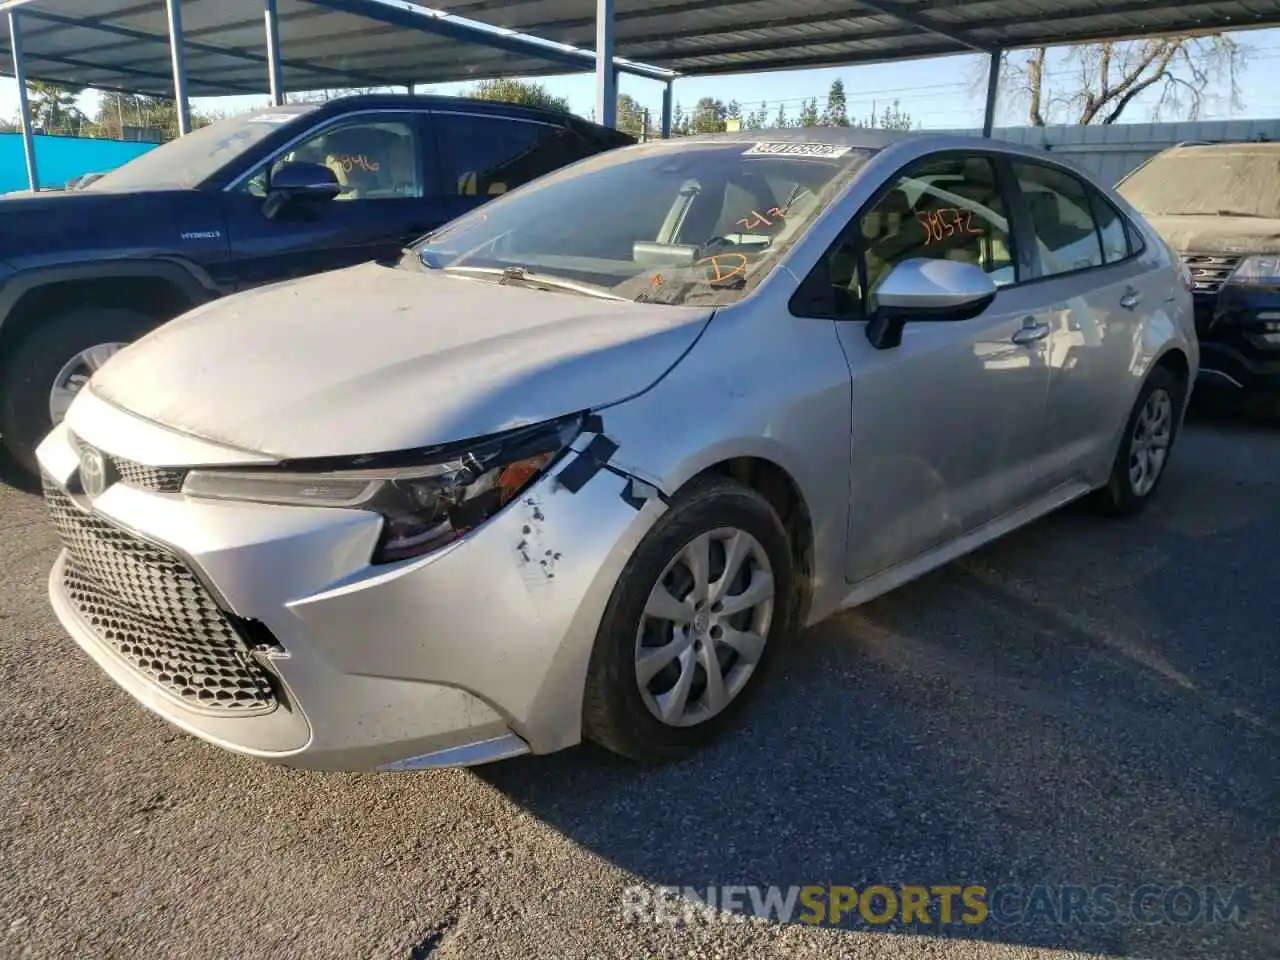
38, 129, 1196, 770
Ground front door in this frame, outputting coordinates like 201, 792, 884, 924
222, 112, 439, 289
826, 153, 1053, 583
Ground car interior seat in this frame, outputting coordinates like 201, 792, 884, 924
862, 188, 925, 295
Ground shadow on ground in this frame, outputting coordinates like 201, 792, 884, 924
475, 422, 1280, 958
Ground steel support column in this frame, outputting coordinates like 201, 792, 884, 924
8, 11, 38, 191
265, 0, 285, 106
661, 79, 673, 138
595, 0, 616, 128
165, 0, 192, 135
982, 49, 1002, 138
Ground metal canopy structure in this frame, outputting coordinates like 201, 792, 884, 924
0, 0, 673, 97
3, 0, 1280, 193
402, 0, 1280, 77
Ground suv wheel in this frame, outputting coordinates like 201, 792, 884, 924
0, 307, 157, 476
582, 477, 796, 763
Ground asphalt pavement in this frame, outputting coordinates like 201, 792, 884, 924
1, 412, 1276, 960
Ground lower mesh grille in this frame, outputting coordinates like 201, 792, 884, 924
44, 478, 277, 714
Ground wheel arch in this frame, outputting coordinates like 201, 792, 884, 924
0, 260, 216, 371
662, 446, 821, 626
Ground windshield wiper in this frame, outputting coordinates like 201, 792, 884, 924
441, 265, 627, 301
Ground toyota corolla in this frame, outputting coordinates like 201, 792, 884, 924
39, 130, 1195, 771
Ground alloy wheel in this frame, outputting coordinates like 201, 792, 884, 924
634, 528, 775, 728
48, 342, 126, 424
1128, 387, 1173, 497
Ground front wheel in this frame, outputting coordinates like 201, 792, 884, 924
582, 477, 795, 763
0, 307, 156, 477
1091, 365, 1185, 517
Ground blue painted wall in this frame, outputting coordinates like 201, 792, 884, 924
0, 133, 158, 193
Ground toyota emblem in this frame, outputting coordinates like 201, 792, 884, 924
78, 445, 110, 499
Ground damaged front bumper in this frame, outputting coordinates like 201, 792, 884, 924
37, 398, 667, 771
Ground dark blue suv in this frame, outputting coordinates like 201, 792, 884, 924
0, 94, 633, 476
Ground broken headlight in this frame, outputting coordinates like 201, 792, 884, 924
182, 416, 582, 563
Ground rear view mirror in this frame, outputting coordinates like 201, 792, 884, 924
867, 258, 997, 350
262, 161, 342, 219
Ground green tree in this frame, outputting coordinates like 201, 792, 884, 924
463, 78, 570, 114
797, 97, 820, 127
616, 93, 646, 138
824, 79, 849, 127
671, 101, 688, 136
28, 82, 84, 134
691, 97, 727, 134
876, 100, 915, 130
773, 103, 790, 129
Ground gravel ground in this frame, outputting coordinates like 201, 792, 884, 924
1, 411, 1276, 960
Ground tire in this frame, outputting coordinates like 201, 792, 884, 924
1090, 365, 1186, 518
583, 476, 796, 763
0, 307, 157, 477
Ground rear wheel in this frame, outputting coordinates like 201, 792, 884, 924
0, 307, 156, 477
583, 477, 795, 763
1091, 365, 1185, 517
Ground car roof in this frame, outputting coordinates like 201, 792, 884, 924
304, 93, 625, 137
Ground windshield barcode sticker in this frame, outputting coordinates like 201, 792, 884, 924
744, 142, 852, 158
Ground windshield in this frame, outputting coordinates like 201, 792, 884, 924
88, 107, 316, 192
410, 139, 875, 306
1119, 146, 1280, 218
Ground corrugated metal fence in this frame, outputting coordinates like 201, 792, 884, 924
937, 119, 1280, 186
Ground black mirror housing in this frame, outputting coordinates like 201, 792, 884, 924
262, 161, 342, 219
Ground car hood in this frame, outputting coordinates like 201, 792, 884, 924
89, 262, 712, 459
1142, 214, 1280, 255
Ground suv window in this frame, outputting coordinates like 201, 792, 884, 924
1011, 162, 1104, 277
819, 154, 1016, 315
434, 113, 593, 197
241, 118, 422, 200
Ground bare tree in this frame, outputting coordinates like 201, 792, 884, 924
981, 36, 1245, 126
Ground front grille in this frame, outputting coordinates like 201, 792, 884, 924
1181, 252, 1242, 295
44, 479, 276, 715
111, 457, 187, 493
68, 434, 186, 493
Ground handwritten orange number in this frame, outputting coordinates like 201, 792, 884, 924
699, 254, 749, 284
916, 207, 984, 245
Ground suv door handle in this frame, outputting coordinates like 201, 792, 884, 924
1011, 319, 1051, 345
1120, 287, 1142, 310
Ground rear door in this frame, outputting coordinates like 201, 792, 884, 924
1006, 160, 1149, 484
221, 111, 437, 289
428, 109, 606, 226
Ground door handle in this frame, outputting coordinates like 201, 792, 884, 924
1119, 287, 1142, 310
1011, 319, 1051, 345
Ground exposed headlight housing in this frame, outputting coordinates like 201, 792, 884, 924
1228, 254, 1280, 287
182, 416, 582, 563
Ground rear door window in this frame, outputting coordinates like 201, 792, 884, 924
1092, 194, 1132, 264
1011, 161, 1105, 277
433, 113, 595, 197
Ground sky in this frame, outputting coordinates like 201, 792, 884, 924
4, 27, 1280, 133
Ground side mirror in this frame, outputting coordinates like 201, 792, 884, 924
866, 258, 998, 350
262, 161, 341, 219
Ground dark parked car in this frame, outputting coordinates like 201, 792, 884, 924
0, 94, 633, 476
1118, 141, 1280, 411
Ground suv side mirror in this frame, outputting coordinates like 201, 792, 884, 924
866, 258, 998, 350
262, 162, 342, 219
